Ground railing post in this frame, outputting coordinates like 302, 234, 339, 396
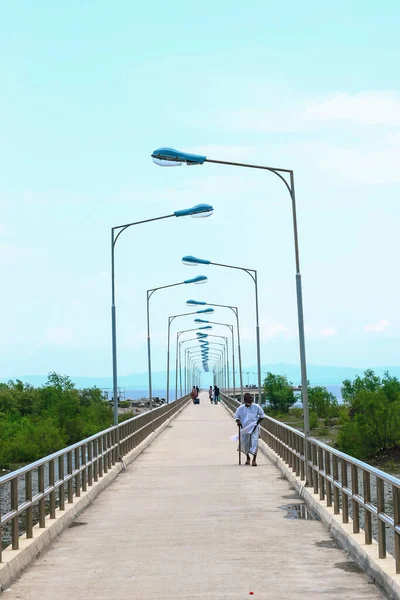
342, 459, 349, 523
351, 464, 359, 534
39, 465, 45, 528
25, 470, 33, 537
325, 450, 332, 507
11, 478, 19, 549
363, 471, 372, 545
67, 451, 73, 503
59, 455, 65, 511
332, 455, 339, 514
393, 485, 400, 574
49, 459, 56, 518
377, 478, 386, 558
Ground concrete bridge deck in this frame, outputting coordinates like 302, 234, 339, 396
6, 394, 385, 599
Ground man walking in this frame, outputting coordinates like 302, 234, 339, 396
213, 385, 220, 404
235, 393, 264, 466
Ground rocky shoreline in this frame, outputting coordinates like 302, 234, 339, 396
118, 397, 166, 416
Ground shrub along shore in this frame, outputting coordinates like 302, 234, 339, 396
1, 369, 398, 470
0, 372, 135, 470
263, 369, 400, 465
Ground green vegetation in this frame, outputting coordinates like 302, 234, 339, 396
337, 369, 400, 459
0, 373, 114, 469
267, 369, 400, 464
308, 385, 339, 419
263, 372, 296, 413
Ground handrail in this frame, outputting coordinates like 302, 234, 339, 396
221, 392, 400, 573
0, 395, 190, 560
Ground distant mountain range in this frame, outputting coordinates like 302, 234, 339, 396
3, 363, 400, 389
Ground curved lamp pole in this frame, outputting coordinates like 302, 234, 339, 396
197, 333, 228, 391
183, 344, 203, 394
187, 348, 222, 392
111, 203, 213, 427
181, 341, 209, 393
195, 318, 235, 400
179, 326, 212, 395
175, 327, 212, 400
187, 299, 243, 401
185, 346, 219, 393
184, 255, 261, 405
152, 147, 310, 482
147, 276, 208, 411
167, 308, 214, 403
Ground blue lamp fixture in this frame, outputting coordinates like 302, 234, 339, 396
187, 299, 206, 306
174, 204, 213, 218
197, 308, 214, 314
183, 255, 210, 266
194, 318, 209, 324
199, 325, 212, 329
184, 275, 208, 285
152, 147, 206, 166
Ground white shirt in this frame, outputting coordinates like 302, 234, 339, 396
234, 403, 264, 429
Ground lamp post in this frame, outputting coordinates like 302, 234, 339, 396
111, 203, 213, 427
197, 333, 228, 391
184, 343, 211, 393
152, 147, 310, 481
175, 327, 212, 400
194, 318, 235, 400
179, 327, 212, 395
185, 338, 211, 393
183, 255, 261, 405
187, 348, 222, 389
147, 276, 208, 411
187, 299, 243, 401
167, 308, 214, 403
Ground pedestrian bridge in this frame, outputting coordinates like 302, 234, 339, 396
1, 393, 400, 598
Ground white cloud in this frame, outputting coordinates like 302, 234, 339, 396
319, 327, 338, 338
39, 327, 75, 346
306, 92, 400, 126
364, 320, 390, 333
311, 136, 400, 185
0, 243, 28, 264
220, 91, 400, 133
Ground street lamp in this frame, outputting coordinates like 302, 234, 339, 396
111, 203, 213, 426
147, 276, 208, 410
197, 333, 228, 391
175, 327, 212, 399
187, 299, 243, 401
183, 255, 261, 406
166, 307, 215, 403
184, 343, 212, 393
151, 146, 310, 482
194, 318, 235, 400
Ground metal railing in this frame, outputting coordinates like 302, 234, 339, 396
221, 392, 400, 573
0, 395, 190, 560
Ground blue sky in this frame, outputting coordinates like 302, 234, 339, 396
1, 1, 400, 379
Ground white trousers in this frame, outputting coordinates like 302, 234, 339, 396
240, 427, 259, 455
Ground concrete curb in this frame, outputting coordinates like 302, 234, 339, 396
257, 441, 400, 600
0, 401, 190, 593
222, 400, 400, 600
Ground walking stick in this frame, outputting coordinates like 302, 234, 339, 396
238, 423, 241, 465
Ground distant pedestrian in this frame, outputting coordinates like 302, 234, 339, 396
191, 386, 197, 403
235, 393, 264, 466
196, 385, 199, 397
209, 386, 213, 403
213, 385, 220, 404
